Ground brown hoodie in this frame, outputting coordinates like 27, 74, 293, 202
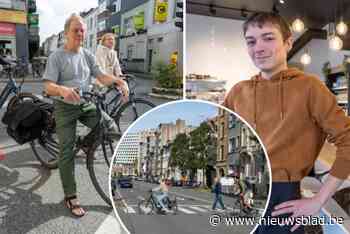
223, 68, 350, 182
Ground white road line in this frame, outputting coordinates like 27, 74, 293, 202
187, 206, 208, 212
171, 191, 212, 204
177, 207, 197, 214
123, 206, 136, 214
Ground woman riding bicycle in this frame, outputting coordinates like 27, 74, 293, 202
42, 13, 128, 217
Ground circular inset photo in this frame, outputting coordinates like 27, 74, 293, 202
110, 100, 271, 234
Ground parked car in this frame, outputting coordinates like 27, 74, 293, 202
118, 176, 133, 188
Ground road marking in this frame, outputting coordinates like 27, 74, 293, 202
177, 207, 197, 214
170, 191, 212, 204
123, 206, 136, 214
188, 206, 208, 212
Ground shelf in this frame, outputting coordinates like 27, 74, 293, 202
338, 101, 348, 105
328, 65, 346, 78
333, 86, 347, 91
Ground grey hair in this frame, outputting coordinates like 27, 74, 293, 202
64, 13, 84, 33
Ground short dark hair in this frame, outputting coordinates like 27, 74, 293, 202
243, 12, 292, 41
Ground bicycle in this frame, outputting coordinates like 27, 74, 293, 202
102, 74, 156, 134
137, 189, 178, 215
0, 61, 56, 168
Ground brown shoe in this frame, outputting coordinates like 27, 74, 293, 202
64, 195, 86, 217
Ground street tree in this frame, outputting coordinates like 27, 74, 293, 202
189, 122, 217, 186
169, 133, 191, 177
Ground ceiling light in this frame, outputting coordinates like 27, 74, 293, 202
279, 0, 285, 4
292, 18, 305, 33
336, 21, 348, 35
300, 50, 311, 65
329, 35, 343, 50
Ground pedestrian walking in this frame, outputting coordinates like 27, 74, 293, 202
212, 176, 226, 210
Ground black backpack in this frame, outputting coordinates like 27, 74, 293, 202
2, 100, 52, 144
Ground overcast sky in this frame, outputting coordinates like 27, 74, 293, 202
37, 0, 98, 44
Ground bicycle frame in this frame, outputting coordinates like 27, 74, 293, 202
0, 71, 19, 108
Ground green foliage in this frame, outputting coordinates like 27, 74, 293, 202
169, 122, 217, 182
153, 61, 182, 89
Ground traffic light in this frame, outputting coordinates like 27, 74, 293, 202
175, 0, 183, 31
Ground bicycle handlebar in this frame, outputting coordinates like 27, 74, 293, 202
43, 89, 103, 106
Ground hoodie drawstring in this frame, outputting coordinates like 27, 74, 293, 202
279, 75, 284, 121
253, 79, 257, 129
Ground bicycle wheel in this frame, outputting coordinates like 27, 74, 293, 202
7, 93, 59, 169
114, 98, 155, 134
138, 198, 155, 215
87, 134, 117, 206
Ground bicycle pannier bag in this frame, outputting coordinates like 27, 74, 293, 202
2, 101, 45, 144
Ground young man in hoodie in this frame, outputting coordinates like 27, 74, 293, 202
223, 12, 350, 233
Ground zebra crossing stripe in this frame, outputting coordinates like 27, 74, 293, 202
177, 207, 197, 214
187, 206, 208, 212
123, 206, 136, 214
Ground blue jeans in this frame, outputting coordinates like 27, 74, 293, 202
212, 193, 225, 210
255, 182, 304, 234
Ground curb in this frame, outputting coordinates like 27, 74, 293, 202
149, 92, 182, 100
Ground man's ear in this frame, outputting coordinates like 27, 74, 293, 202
285, 36, 293, 52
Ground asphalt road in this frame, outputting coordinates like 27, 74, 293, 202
0, 76, 170, 234
114, 180, 261, 234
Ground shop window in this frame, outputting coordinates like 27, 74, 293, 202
113, 0, 121, 13
98, 20, 106, 32
124, 17, 134, 35
127, 45, 134, 60
135, 40, 145, 59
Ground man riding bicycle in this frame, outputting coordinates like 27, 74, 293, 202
43, 13, 128, 217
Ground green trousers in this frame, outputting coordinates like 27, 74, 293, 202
54, 101, 117, 197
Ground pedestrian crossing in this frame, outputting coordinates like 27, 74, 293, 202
117, 204, 235, 215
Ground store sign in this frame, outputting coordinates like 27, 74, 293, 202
0, 9, 27, 24
28, 13, 39, 26
0, 0, 11, 9
133, 12, 144, 30
0, 22, 15, 35
154, 1, 168, 22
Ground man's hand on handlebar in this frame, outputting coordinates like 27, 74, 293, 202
59, 86, 80, 103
